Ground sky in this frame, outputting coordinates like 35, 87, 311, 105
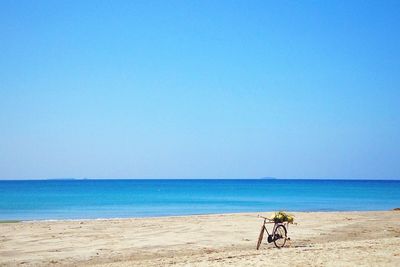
0, 0, 399, 179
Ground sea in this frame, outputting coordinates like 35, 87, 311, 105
0, 179, 399, 220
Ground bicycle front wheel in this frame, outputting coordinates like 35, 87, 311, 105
256, 225, 265, 250
273, 224, 287, 248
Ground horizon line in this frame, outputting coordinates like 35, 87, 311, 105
0, 177, 399, 181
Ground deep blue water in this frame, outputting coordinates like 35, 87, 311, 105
0, 179, 399, 220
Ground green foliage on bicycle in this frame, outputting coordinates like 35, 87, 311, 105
272, 211, 294, 224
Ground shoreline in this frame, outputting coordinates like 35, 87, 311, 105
1, 210, 399, 266
2, 208, 399, 223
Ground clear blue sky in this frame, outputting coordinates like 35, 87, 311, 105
1, 0, 399, 179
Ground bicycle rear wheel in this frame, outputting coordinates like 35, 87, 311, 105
256, 225, 265, 250
273, 224, 287, 248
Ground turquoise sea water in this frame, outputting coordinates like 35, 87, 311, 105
0, 179, 399, 220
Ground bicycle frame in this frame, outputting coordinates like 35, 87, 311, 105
257, 215, 289, 249
260, 217, 282, 241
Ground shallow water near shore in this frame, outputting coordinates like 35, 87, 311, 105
1, 179, 399, 220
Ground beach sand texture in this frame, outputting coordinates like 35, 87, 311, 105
1, 211, 400, 266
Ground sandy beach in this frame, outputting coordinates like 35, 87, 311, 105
1, 211, 400, 266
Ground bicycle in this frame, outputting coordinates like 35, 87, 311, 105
256, 215, 289, 249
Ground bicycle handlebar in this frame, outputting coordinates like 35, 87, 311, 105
257, 215, 274, 221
